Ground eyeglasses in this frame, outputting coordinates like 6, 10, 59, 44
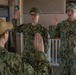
30, 14, 39, 16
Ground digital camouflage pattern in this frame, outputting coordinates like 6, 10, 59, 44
66, 3, 76, 10
26, 50, 51, 75
12, 19, 51, 75
12, 19, 48, 53
0, 46, 34, 75
30, 7, 40, 14
48, 19, 76, 75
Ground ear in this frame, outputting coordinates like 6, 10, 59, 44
2, 32, 6, 39
38, 15, 40, 17
38, 15, 40, 19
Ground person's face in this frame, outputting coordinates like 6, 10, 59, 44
30, 12, 40, 23
67, 9, 76, 20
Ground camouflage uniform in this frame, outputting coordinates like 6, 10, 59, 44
13, 7, 48, 53
12, 19, 51, 75
0, 17, 51, 75
49, 19, 76, 75
0, 46, 35, 75
13, 20, 48, 53
49, 3, 76, 75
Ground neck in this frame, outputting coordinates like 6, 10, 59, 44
32, 21, 38, 26
32, 22, 38, 26
68, 18, 76, 21
0, 40, 4, 48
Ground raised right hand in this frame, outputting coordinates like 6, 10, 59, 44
34, 33, 44, 52
14, 10, 20, 19
51, 15, 58, 26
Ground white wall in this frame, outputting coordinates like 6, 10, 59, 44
23, 14, 67, 29
0, 0, 8, 5
23, 0, 67, 29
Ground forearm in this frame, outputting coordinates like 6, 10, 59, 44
34, 62, 51, 75
12, 18, 18, 29
25, 50, 51, 74
24, 62, 34, 75
34, 51, 51, 75
12, 18, 23, 32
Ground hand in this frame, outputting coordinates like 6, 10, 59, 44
51, 15, 58, 26
34, 33, 44, 52
14, 10, 20, 19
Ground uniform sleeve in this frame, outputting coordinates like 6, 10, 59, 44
12, 18, 26, 32
23, 62, 34, 75
23, 50, 51, 75
34, 51, 51, 75
48, 23, 60, 39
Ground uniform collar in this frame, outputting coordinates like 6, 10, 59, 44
0, 46, 7, 54
67, 19, 76, 25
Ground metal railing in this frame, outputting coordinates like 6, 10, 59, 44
47, 39, 60, 66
